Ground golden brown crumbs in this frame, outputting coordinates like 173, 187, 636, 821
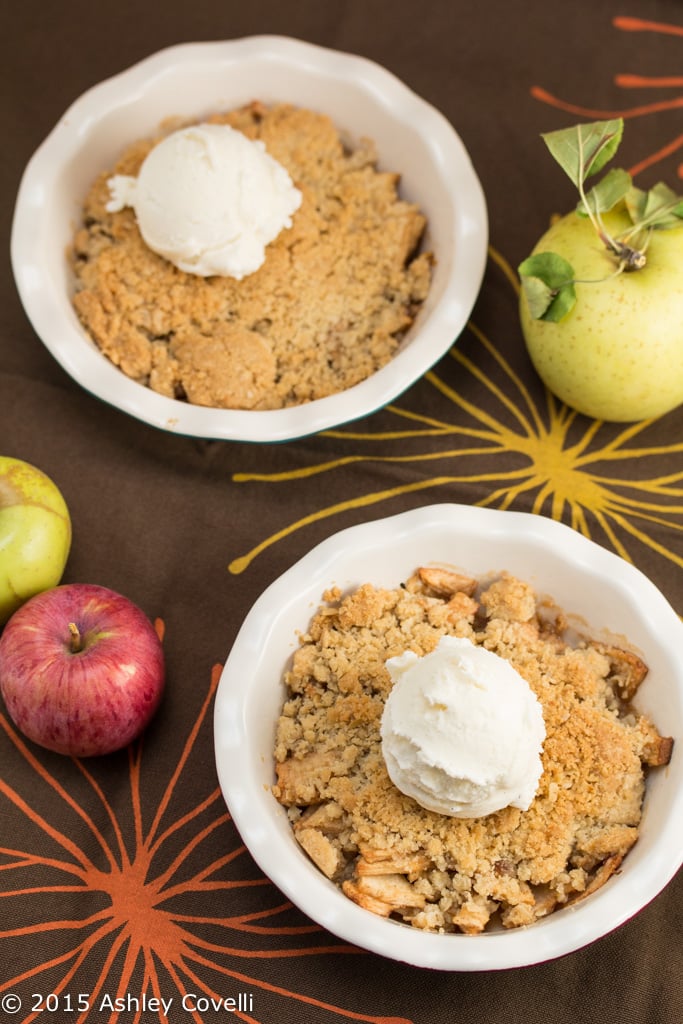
272, 566, 672, 933
70, 101, 433, 410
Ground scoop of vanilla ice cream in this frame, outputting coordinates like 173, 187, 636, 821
380, 635, 546, 818
106, 123, 302, 279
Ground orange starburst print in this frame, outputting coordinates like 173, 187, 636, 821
531, 15, 683, 179
0, 659, 411, 1024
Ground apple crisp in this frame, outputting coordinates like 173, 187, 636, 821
273, 566, 673, 933
70, 102, 432, 410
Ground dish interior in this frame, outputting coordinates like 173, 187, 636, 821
31, 43, 475, 371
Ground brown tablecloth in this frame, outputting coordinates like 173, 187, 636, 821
2, 2, 682, 1021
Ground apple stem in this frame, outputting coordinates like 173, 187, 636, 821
69, 622, 83, 654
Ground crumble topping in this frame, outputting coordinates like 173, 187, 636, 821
70, 102, 433, 410
272, 567, 672, 933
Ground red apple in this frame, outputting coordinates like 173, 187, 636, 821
0, 583, 165, 756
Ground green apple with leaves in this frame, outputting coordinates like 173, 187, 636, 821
0, 456, 72, 625
519, 119, 683, 422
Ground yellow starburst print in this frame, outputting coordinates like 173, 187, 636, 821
229, 245, 682, 600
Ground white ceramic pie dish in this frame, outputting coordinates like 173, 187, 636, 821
10, 36, 487, 443
214, 503, 683, 971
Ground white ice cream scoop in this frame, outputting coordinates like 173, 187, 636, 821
381, 635, 546, 818
106, 123, 302, 279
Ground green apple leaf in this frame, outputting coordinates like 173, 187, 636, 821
519, 274, 555, 319
529, 118, 682, 304
625, 182, 683, 230
577, 167, 632, 217
518, 252, 577, 321
541, 119, 624, 188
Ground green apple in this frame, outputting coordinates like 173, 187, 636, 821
518, 117, 683, 422
0, 456, 72, 625
520, 207, 683, 421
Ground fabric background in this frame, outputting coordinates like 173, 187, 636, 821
2, 2, 682, 1022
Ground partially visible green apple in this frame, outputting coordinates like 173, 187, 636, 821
518, 116, 683, 423
0, 456, 72, 625
520, 208, 683, 421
